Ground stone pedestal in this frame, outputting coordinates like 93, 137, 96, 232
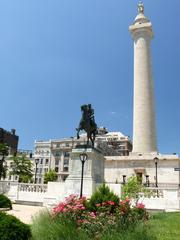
65, 147, 104, 198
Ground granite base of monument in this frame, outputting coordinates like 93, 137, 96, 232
65, 146, 104, 198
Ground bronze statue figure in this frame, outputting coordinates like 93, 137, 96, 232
76, 104, 97, 147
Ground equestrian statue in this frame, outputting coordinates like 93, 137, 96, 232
76, 104, 98, 147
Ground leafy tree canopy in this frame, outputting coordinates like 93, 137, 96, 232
0, 143, 9, 180
44, 169, 58, 184
9, 154, 33, 183
122, 176, 151, 202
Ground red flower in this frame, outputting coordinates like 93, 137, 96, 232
136, 202, 145, 209
107, 201, 115, 206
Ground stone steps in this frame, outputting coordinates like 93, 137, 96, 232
15, 200, 43, 206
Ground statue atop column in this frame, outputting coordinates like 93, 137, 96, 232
138, 1, 144, 14
76, 104, 97, 147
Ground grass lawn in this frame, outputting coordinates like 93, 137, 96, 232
149, 212, 180, 240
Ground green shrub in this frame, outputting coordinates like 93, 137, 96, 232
0, 194, 12, 209
0, 212, 31, 240
44, 169, 58, 184
31, 210, 88, 240
87, 183, 119, 211
122, 176, 151, 202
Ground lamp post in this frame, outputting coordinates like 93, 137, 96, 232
0, 154, 4, 180
145, 175, 150, 187
154, 157, 158, 188
79, 152, 88, 198
122, 175, 126, 185
34, 159, 39, 184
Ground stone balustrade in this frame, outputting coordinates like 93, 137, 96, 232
18, 183, 47, 193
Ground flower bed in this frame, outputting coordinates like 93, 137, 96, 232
31, 183, 154, 240
52, 194, 148, 239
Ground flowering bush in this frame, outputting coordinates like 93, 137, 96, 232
53, 194, 86, 214
53, 194, 87, 224
132, 202, 149, 221
51, 184, 149, 239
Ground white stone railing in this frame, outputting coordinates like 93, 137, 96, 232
0, 181, 11, 194
148, 183, 179, 189
18, 183, 47, 193
146, 187, 164, 198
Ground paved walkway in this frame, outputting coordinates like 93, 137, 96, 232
8, 204, 46, 224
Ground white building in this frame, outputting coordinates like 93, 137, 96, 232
33, 130, 132, 184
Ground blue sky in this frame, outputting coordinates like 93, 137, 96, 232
0, 0, 179, 154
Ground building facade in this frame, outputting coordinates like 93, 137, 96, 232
0, 128, 19, 155
33, 129, 132, 183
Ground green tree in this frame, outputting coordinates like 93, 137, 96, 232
122, 176, 151, 203
0, 143, 9, 180
9, 154, 33, 182
44, 169, 58, 184
88, 182, 119, 211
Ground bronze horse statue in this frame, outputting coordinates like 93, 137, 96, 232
76, 104, 97, 147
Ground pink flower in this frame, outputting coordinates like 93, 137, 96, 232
77, 219, 84, 224
107, 201, 115, 206
136, 202, 145, 209
102, 202, 107, 206
89, 212, 96, 218
96, 203, 101, 207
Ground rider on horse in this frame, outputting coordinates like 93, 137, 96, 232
76, 104, 97, 147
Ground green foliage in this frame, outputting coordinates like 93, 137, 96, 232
149, 212, 180, 240
100, 223, 156, 240
31, 210, 88, 240
9, 154, 33, 183
0, 194, 12, 209
87, 183, 119, 211
0, 211, 31, 240
44, 169, 58, 184
0, 143, 9, 180
122, 176, 151, 202
31, 210, 155, 240
0, 143, 9, 156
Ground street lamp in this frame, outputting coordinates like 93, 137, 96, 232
34, 159, 39, 184
122, 175, 126, 185
145, 175, 150, 187
154, 157, 158, 188
79, 152, 88, 198
0, 154, 4, 180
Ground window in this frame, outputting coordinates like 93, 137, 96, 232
63, 159, 69, 172
56, 143, 60, 148
55, 167, 59, 172
44, 168, 48, 173
45, 159, 49, 165
55, 159, 59, 165
64, 152, 70, 157
64, 159, 69, 166
55, 151, 61, 157
40, 159, 43, 164
62, 175, 68, 181
10, 162, 14, 168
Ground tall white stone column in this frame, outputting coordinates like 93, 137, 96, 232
129, 3, 157, 154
